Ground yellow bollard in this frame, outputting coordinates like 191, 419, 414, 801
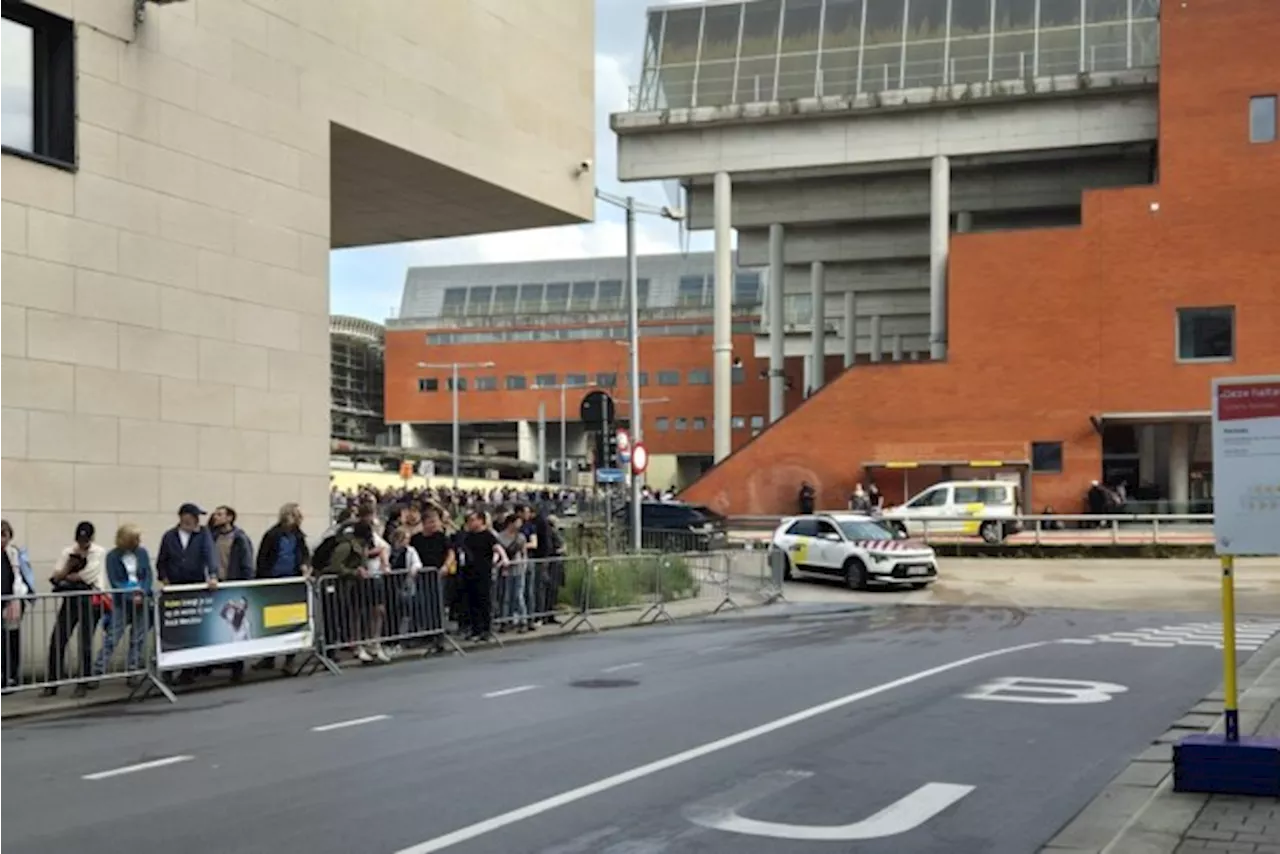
1221, 555, 1239, 742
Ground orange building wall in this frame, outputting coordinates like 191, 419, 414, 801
385, 328, 779, 455
682, 0, 1280, 516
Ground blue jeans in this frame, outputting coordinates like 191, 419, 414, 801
503, 573, 528, 625
94, 597, 148, 675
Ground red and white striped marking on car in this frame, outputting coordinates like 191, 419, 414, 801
852, 540, 929, 552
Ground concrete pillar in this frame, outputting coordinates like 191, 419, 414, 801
399, 424, 418, 448
842, 290, 857, 368
930, 154, 951, 361
516, 419, 536, 463
869, 314, 883, 363
892, 334, 904, 362
1138, 424, 1157, 487
536, 401, 547, 483
767, 223, 786, 423
956, 210, 973, 233
802, 355, 813, 396
809, 261, 825, 391
713, 171, 733, 463
1168, 421, 1191, 512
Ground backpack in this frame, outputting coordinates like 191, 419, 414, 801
311, 535, 341, 573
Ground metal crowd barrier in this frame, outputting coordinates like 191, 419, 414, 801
490, 555, 577, 638
311, 567, 461, 669
1, 588, 170, 700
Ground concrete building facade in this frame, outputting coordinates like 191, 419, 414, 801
611, 0, 1278, 515
1, 0, 594, 564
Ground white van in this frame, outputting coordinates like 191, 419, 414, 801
881, 480, 1022, 543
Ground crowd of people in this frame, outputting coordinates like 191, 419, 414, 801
0, 489, 571, 697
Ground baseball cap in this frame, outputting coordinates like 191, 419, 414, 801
74, 521, 95, 541
178, 502, 206, 517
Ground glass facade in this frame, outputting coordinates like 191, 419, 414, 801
634, 0, 1160, 111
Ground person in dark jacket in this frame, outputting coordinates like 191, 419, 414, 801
209, 506, 254, 681
155, 504, 217, 586
253, 502, 311, 672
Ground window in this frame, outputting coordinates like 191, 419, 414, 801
505, 375, 527, 390
675, 417, 688, 431
693, 417, 707, 430
784, 294, 813, 325
1, 4, 74, 166
534, 373, 558, 388
750, 415, 764, 430
1177, 307, 1234, 361
447, 376, 468, 391
440, 288, 468, 316
837, 520, 895, 541
626, 371, 649, 387
1032, 441, 1064, 473
569, 281, 596, 311
467, 286, 492, 316
786, 519, 818, 537
907, 487, 949, 508
732, 365, 745, 385
636, 278, 651, 309
677, 275, 706, 307
518, 283, 544, 313
596, 372, 617, 388
733, 272, 762, 306
418, 377, 439, 392
475, 376, 497, 391
655, 417, 670, 431
657, 370, 680, 386
1250, 95, 1278, 144
687, 368, 711, 385
731, 416, 746, 429
544, 282, 570, 312
565, 373, 588, 387
597, 279, 623, 310
492, 285, 518, 313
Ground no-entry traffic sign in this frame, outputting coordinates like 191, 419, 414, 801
631, 442, 648, 475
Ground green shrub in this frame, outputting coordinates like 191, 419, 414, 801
559, 554, 701, 610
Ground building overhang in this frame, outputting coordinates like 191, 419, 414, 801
1096, 410, 1212, 423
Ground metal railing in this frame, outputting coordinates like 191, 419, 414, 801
726, 513, 1216, 546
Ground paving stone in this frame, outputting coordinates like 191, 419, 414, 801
1139, 743, 1176, 762
1116, 761, 1174, 787
1188, 828, 1240, 842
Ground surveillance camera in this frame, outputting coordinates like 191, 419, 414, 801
576, 159, 593, 176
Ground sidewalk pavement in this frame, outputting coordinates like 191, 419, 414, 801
1042, 635, 1280, 854
0, 591, 770, 722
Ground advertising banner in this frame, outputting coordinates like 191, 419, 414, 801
1212, 376, 1280, 556
155, 578, 314, 669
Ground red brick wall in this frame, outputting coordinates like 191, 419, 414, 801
683, 0, 1280, 516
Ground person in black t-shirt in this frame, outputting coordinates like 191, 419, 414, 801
458, 511, 505, 641
410, 505, 454, 635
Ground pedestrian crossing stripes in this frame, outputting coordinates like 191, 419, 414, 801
1057, 622, 1280, 652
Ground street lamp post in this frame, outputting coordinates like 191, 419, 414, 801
538, 380, 596, 488
595, 189, 685, 551
417, 360, 495, 489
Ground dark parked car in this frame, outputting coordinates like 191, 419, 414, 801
615, 501, 729, 552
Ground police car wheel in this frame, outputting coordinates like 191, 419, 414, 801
979, 521, 1004, 544
844, 557, 869, 591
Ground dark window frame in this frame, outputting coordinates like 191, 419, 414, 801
474, 376, 498, 391
687, 368, 711, 385
418, 377, 439, 392
504, 375, 528, 391
1031, 441, 1064, 474
1250, 94, 1278, 144
595, 372, 617, 388
1176, 306, 1235, 363
655, 416, 670, 431
447, 376, 468, 392
656, 370, 681, 386
1, 0, 76, 170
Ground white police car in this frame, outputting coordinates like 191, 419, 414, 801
769, 513, 939, 590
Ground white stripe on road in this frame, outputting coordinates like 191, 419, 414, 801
602, 662, 644, 673
310, 714, 390, 733
698, 645, 729, 654
393, 640, 1049, 854
482, 685, 539, 699
82, 755, 194, 781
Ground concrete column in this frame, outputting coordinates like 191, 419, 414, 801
930, 154, 951, 361
1137, 424, 1157, 487
536, 401, 547, 483
802, 355, 813, 396
399, 424, 418, 448
713, 171, 733, 462
809, 261, 825, 391
842, 290, 857, 368
516, 419, 536, 463
1168, 421, 1191, 512
892, 334, 904, 362
869, 314, 883, 363
956, 210, 973, 233
767, 222, 786, 423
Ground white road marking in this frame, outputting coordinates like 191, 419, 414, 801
310, 714, 390, 733
392, 640, 1048, 854
82, 755, 194, 781
1055, 638, 1098, 645
698, 645, 729, 654
602, 662, 644, 673
686, 771, 974, 840
483, 685, 539, 699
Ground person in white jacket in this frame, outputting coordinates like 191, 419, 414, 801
43, 521, 107, 697
3, 519, 35, 689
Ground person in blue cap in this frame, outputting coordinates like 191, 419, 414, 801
155, 503, 217, 686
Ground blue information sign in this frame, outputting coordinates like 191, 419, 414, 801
595, 468, 625, 484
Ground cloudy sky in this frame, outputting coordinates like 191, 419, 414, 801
330, 0, 715, 322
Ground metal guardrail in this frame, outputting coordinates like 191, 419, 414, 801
726, 513, 1217, 547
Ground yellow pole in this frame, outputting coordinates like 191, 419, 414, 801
1221, 554, 1239, 742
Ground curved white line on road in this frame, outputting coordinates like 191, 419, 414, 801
601, 662, 644, 673
82, 755, 194, 781
311, 715, 390, 733
482, 685, 539, 699
393, 640, 1048, 854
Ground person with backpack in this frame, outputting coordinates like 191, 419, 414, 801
323, 522, 379, 662
252, 503, 311, 673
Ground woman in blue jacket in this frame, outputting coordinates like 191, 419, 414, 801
93, 524, 153, 678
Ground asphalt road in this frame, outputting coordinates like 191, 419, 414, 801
4, 603, 1275, 854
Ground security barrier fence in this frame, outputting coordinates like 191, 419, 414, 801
0, 546, 776, 705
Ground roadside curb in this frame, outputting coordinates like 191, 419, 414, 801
1040, 634, 1280, 854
